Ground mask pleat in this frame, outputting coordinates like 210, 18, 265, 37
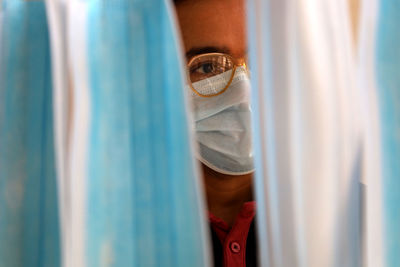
85, 0, 209, 266
0, 1, 60, 267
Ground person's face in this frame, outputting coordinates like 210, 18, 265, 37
175, 0, 247, 61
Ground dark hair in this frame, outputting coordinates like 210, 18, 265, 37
173, 0, 187, 4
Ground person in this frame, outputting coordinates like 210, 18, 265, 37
174, 0, 257, 266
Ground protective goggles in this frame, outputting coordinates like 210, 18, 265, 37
187, 53, 248, 97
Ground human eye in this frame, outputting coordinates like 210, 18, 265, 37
188, 54, 233, 83
190, 61, 217, 75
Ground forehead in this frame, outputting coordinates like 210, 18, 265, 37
175, 0, 247, 59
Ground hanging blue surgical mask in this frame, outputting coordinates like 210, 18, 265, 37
191, 66, 254, 175
0, 1, 60, 266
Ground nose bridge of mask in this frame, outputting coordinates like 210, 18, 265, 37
190, 66, 251, 121
189, 66, 248, 97
189, 65, 248, 97
191, 69, 234, 96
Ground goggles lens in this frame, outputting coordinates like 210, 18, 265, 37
188, 54, 235, 97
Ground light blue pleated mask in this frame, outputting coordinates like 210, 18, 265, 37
81, 0, 210, 266
375, 0, 400, 265
0, 1, 60, 267
191, 66, 254, 175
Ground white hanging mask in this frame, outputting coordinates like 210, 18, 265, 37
189, 66, 254, 175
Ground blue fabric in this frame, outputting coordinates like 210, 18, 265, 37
376, 1, 400, 266
246, 0, 274, 266
85, 0, 208, 266
0, 1, 60, 267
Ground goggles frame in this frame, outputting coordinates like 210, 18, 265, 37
187, 52, 248, 97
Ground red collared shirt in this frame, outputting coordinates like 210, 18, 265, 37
208, 201, 257, 267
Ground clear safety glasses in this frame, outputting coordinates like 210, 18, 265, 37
187, 53, 248, 97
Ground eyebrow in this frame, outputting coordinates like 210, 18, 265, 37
185, 46, 232, 60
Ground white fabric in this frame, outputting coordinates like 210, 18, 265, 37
248, 0, 363, 266
357, 0, 385, 266
46, 1, 89, 266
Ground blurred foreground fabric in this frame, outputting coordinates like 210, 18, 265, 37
248, 0, 363, 266
0, 2, 60, 266
1, 0, 209, 266
0, 0, 399, 266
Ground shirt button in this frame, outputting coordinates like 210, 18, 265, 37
230, 241, 241, 253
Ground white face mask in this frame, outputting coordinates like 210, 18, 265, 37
190, 66, 254, 175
